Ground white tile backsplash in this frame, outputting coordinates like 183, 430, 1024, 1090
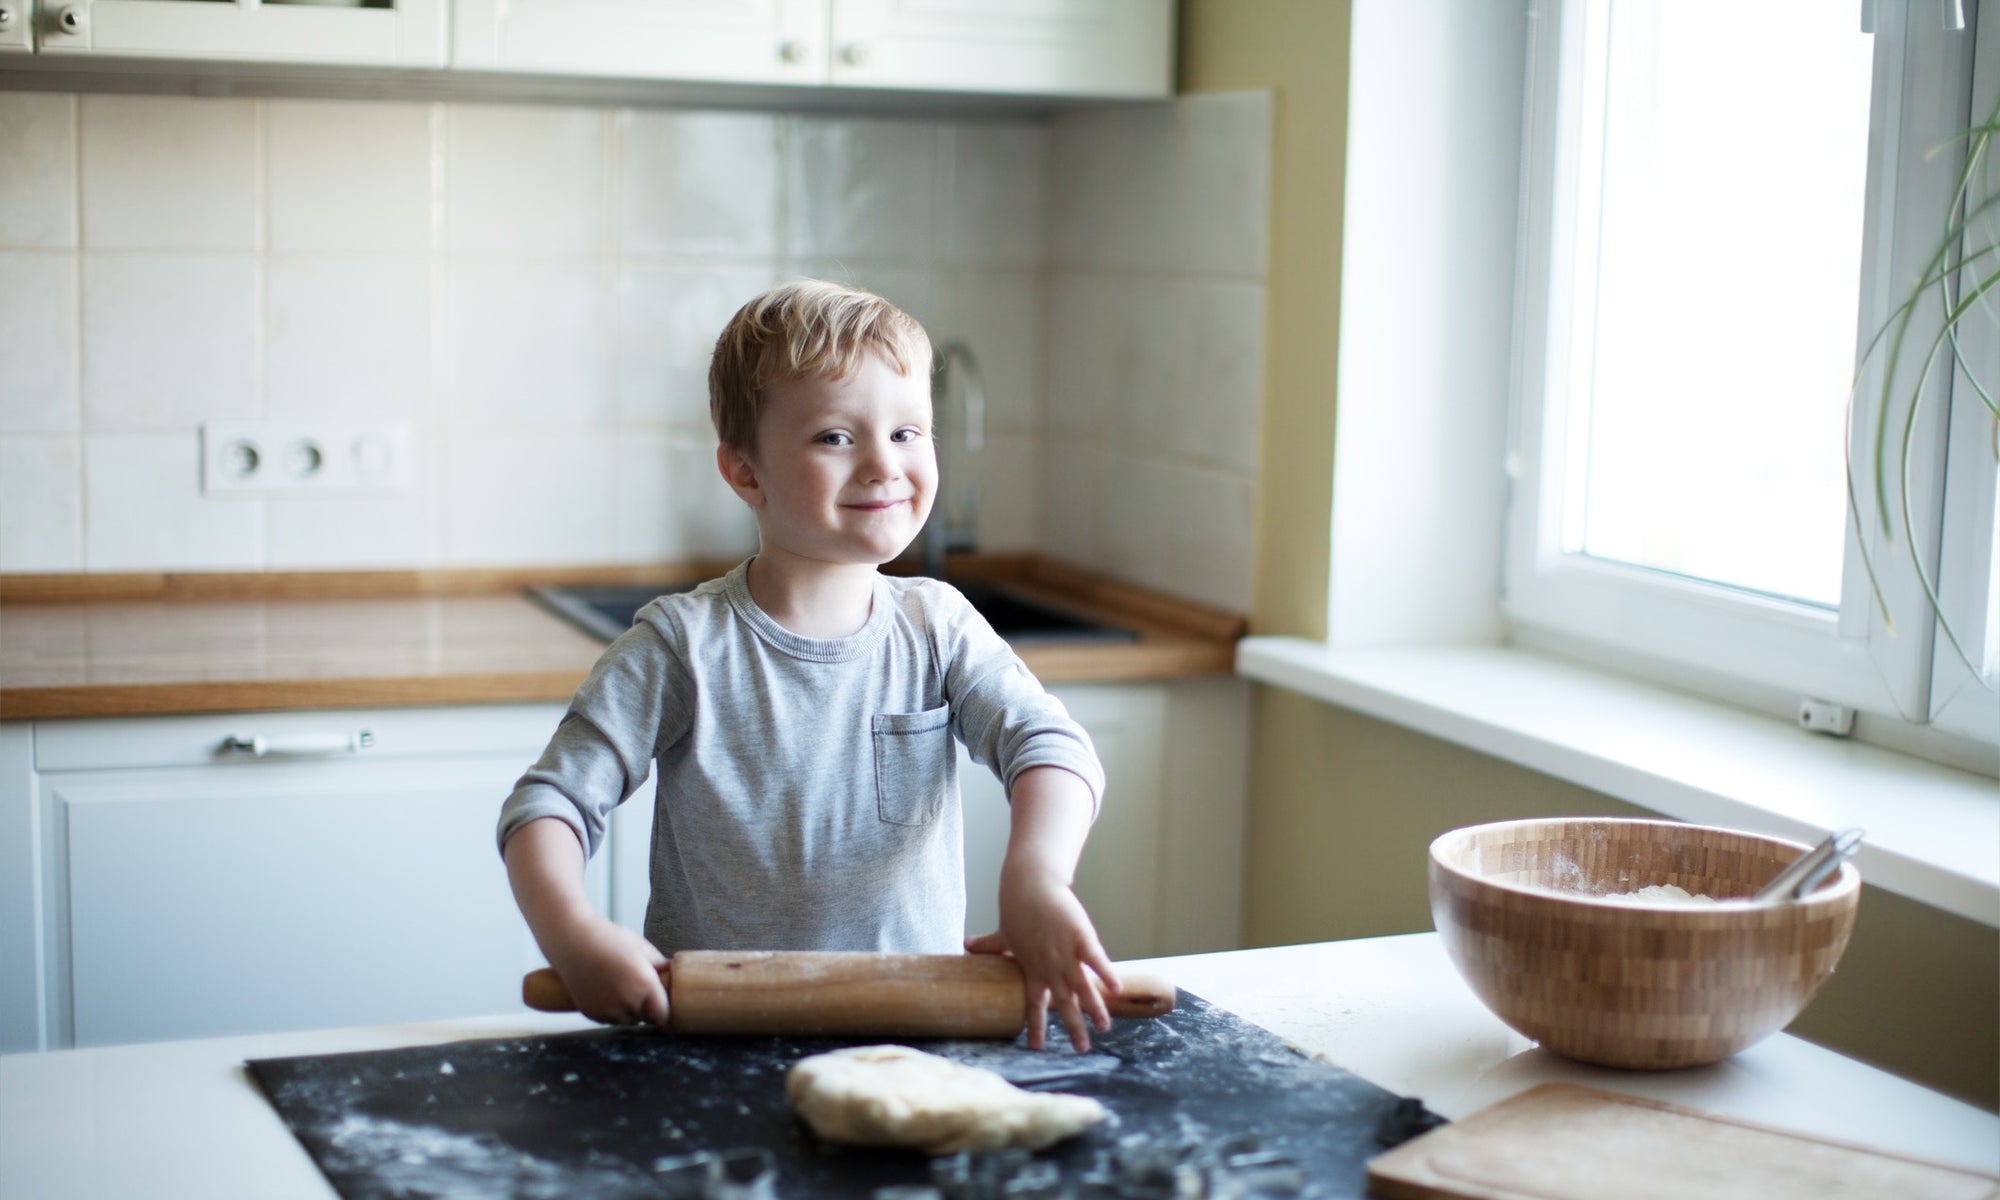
1171, 92, 1275, 281
266, 256, 431, 419
265, 476, 437, 568
4, 88, 1271, 606
442, 430, 616, 566
932, 269, 1041, 434
619, 110, 781, 259
1128, 278, 1266, 474
1047, 104, 1176, 274
939, 123, 1047, 269
83, 432, 263, 570
0, 93, 78, 251
611, 431, 759, 563
1043, 272, 1129, 440
0, 252, 81, 435
784, 117, 939, 262
445, 104, 611, 259
0, 436, 83, 571
80, 95, 259, 253
267, 99, 436, 255
444, 260, 611, 426
82, 253, 259, 431
1040, 91, 1272, 609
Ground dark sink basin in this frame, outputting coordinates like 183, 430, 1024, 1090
528, 580, 1138, 646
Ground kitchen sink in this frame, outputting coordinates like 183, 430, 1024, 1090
527, 580, 1139, 646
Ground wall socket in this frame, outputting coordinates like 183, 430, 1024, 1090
201, 420, 414, 496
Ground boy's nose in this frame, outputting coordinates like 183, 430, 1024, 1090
859, 439, 904, 481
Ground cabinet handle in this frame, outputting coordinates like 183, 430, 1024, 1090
218, 730, 375, 758
55, 3, 86, 34
838, 42, 870, 68
778, 38, 810, 65
0, 9, 16, 33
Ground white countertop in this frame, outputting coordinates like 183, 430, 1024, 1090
2, 933, 1995, 1197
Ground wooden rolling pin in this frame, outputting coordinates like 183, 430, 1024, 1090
522, 950, 1176, 1038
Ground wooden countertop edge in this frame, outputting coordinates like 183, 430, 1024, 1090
0, 673, 595, 721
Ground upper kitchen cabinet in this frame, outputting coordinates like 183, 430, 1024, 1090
829, 0, 1170, 98
0, 4, 29, 53
26, 0, 448, 66
451, 0, 824, 87
452, 0, 1173, 99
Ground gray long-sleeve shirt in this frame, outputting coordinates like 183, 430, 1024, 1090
496, 560, 1105, 956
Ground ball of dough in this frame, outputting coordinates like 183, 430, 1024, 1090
785, 1044, 1107, 1156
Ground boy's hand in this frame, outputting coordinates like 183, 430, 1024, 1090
968, 865, 1122, 1052
543, 915, 670, 1027
504, 817, 668, 1027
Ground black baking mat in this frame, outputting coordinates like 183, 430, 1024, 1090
247, 990, 1444, 1199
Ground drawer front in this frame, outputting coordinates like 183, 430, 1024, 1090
33, 703, 567, 773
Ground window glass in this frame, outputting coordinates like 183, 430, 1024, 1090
1566, 0, 1873, 607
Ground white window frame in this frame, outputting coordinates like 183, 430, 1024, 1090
1504, 0, 1998, 746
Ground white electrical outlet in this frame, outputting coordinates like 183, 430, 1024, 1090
201, 420, 414, 495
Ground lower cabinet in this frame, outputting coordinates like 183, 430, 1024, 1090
4, 703, 590, 1052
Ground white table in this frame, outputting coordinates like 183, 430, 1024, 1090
2, 933, 1994, 1197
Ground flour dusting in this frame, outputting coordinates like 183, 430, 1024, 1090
1602, 883, 1718, 906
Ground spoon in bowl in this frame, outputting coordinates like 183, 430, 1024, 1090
1752, 828, 1865, 903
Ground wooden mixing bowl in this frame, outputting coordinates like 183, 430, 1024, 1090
1429, 817, 1860, 1070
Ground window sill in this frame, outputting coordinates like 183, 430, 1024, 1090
1235, 636, 1999, 928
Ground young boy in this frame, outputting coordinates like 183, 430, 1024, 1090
497, 279, 1120, 1051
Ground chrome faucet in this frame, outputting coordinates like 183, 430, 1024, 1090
922, 340, 985, 580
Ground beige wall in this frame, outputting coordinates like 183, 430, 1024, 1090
1177, 0, 1999, 1111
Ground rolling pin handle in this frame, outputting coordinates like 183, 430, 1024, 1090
1103, 970, 1177, 1019
521, 962, 673, 1024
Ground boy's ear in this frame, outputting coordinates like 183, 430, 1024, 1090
716, 443, 764, 507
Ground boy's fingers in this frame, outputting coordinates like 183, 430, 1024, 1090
1061, 962, 1110, 1033
1088, 948, 1121, 1000
641, 978, 670, 1027
1023, 987, 1050, 1050
1058, 992, 1093, 1052
964, 931, 1009, 956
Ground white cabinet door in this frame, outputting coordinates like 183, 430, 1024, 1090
0, 726, 38, 1052
449, 0, 1170, 98
0, 3, 30, 53
30, 704, 588, 1048
830, 0, 1172, 98
34, 0, 446, 65
452, 0, 825, 84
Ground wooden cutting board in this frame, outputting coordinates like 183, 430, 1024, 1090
1367, 1083, 2000, 1200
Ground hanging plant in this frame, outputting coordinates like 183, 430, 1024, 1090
1849, 85, 2000, 680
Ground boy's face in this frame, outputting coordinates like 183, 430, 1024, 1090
719, 350, 937, 572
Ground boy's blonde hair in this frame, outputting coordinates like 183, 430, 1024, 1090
708, 279, 932, 451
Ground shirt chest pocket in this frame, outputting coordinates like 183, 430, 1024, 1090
871, 705, 953, 826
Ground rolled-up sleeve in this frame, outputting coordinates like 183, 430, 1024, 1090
496, 621, 689, 858
939, 601, 1106, 817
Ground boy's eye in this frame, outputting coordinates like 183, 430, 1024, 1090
818, 432, 852, 447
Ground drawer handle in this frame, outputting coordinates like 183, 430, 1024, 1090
217, 730, 375, 758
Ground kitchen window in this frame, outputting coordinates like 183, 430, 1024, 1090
1504, 0, 1999, 747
